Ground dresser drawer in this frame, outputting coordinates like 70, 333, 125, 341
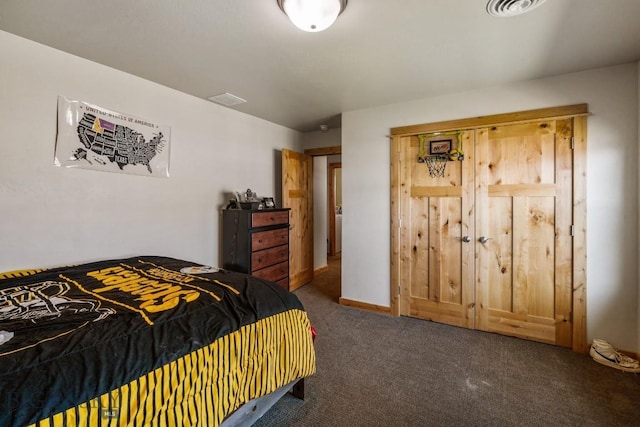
251, 228, 288, 251
251, 210, 289, 228
251, 245, 288, 271
275, 277, 289, 290
252, 261, 288, 282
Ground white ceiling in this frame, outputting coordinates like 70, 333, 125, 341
1, 0, 639, 132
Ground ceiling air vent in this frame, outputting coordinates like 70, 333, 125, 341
486, 0, 548, 17
207, 92, 247, 107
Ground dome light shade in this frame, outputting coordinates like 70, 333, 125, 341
277, 0, 347, 32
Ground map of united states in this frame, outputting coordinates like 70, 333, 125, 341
76, 113, 163, 173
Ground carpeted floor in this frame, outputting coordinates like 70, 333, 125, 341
254, 256, 640, 426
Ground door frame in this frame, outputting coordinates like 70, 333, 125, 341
328, 162, 342, 256
303, 146, 342, 259
389, 104, 589, 353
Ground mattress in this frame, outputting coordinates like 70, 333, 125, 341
0, 256, 315, 426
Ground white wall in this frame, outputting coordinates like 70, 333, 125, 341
313, 157, 328, 270
302, 128, 342, 150
342, 63, 640, 352
0, 31, 301, 271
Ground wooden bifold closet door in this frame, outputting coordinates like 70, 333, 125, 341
396, 130, 476, 330
475, 120, 573, 347
391, 106, 587, 350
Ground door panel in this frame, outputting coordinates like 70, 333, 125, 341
485, 196, 512, 313
428, 197, 464, 305
282, 149, 313, 291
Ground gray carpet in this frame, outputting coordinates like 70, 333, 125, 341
254, 259, 640, 426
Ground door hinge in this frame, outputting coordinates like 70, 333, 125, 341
570, 224, 575, 236
399, 219, 403, 228
398, 285, 401, 296
571, 137, 575, 149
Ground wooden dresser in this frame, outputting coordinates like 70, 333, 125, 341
222, 208, 290, 290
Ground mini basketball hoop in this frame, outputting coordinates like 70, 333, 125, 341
418, 131, 465, 178
422, 155, 448, 178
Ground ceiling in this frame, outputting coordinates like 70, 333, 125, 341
1, 0, 639, 133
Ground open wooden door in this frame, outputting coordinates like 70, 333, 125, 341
282, 149, 313, 291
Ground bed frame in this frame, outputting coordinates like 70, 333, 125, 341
221, 379, 304, 426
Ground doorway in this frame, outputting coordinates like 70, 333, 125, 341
305, 146, 342, 298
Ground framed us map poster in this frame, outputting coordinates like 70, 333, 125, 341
55, 97, 170, 177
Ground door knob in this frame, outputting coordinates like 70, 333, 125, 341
479, 236, 492, 244
461, 236, 471, 243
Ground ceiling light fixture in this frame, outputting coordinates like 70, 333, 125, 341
277, 0, 348, 32
486, 0, 548, 17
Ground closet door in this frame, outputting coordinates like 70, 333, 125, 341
398, 131, 475, 328
475, 120, 573, 347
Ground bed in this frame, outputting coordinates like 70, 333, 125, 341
0, 256, 316, 426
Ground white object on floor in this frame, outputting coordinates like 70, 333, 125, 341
590, 339, 640, 373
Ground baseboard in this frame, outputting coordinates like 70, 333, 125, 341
314, 265, 329, 276
339, 297, 391, 315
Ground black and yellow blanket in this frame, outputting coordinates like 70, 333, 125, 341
0, 256, 315, 426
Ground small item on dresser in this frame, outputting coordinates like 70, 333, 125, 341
262, 197, 276, 209
237, 189, 261, 209
225, 191, 243, 209
226, 190, 263, 210
245, 188, 257, 201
